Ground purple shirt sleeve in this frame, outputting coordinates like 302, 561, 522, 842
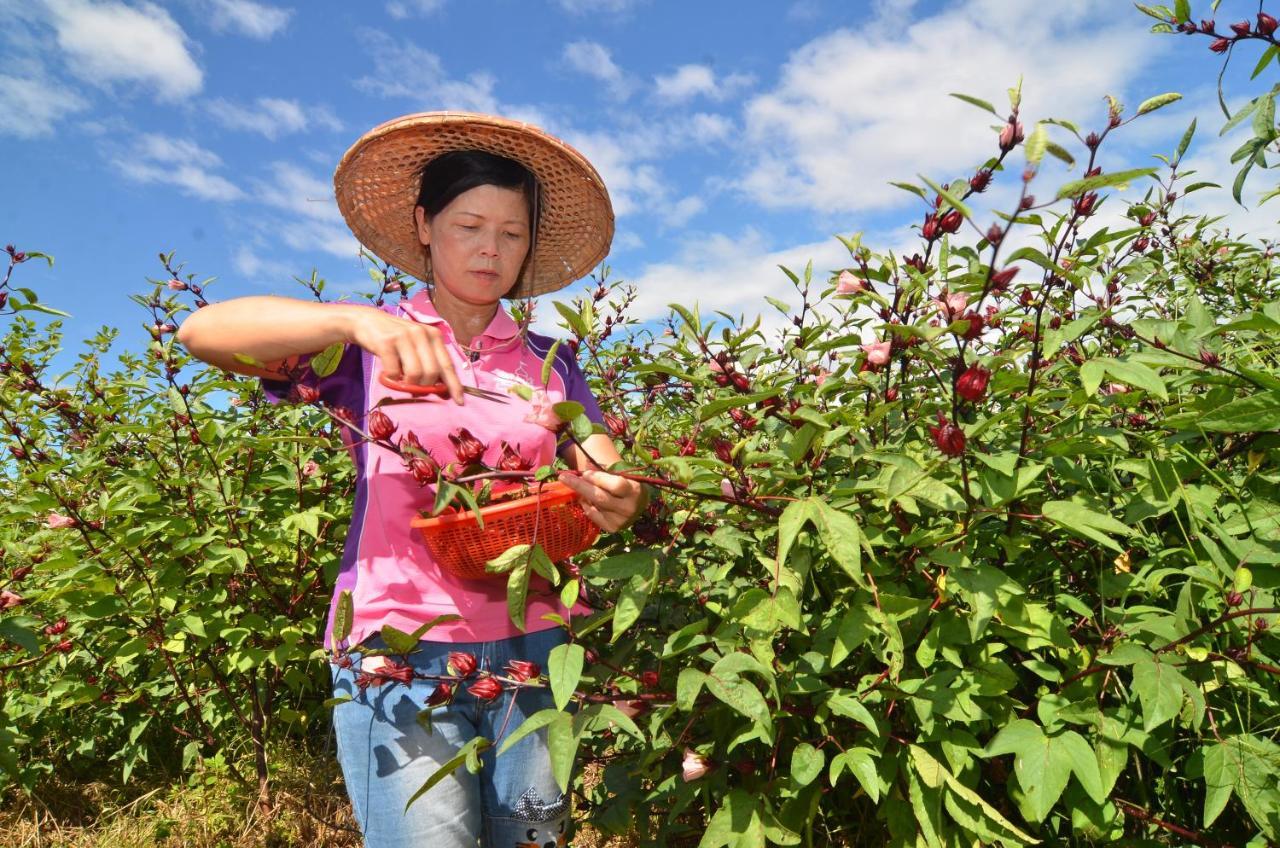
258, 303, 375, 416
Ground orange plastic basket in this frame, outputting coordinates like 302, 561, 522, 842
409, 481, 600, 580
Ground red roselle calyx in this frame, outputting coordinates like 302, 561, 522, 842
294, 384, 321, 404
448, 651, 478, 677
928, 411, 966, 458
955, 366, 992, 402
1074, 192, 1099, 216
449, 428, 486, 465
989, 266, 1017, 291
1199, 349, 1221, 367
1209, 37, 1231, 52
468, 676, 503, 700
384, 661, 415, 685
985, 224, 1004, 246
10, 565, 32, 581
505, 659, 541, 682
957, 310, 985, 341
426, 681, 454, 707
1258, 12, 1278, 35
496, 441, 531, 472
640, 670, 660, 688
713, 438, 734, 464
604, 413, 627, 438
1231, 20, 1252, 36
44, 617, 68, 636
939, 209, 963, 234
368, 410, 396, 441
969, 169, 992, 192
407, 453, 440, 486
922, 214, 941, 241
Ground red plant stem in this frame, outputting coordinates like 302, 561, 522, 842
1155, 607, 1280, 655
1114, 798, 1225, 847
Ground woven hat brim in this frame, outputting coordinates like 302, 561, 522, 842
333, 112, 614, 298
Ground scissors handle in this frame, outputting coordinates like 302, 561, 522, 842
379, 374, 449, 396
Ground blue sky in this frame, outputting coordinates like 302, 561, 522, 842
2, 0, 1278, 359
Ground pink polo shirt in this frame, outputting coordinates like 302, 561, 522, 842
262, 292, 603, 647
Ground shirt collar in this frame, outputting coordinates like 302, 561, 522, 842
401, 291, 521, 342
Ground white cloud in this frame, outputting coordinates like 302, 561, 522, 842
665, 195, 705, 228
653, 64, 753, 104
354, 29, 498, 112
207, 97, 341, 139
0, 74, 87, 137
555, 0, 640, 14
624, 228, 849, 327
563, 40, 632, 100
277, 219, 361, 259
387, 0, 445, 18
253, 161, 342, 221
738, 0, 1161, 215
111, 134, 243, 201
43, 0, 202, 101
232, 245, 296, 281
208, 0, 292, 39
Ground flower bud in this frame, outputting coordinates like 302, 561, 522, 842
468, 676, 503, 701
969, 169, 992, 193
921, 214, 941, 241
989, 266, 1017, 290
998, 120, 1024, 152
167, 278, 187, 291
448, 651, 478, 677
448, 428, 486, 465
1210, 37, 1231, 52
1074, 192, 1099, 216
383, 661, 414, 686
54, 638, 73, 653
1199, 349, 1221, 367
928, 411, 966, 458
496, 441, 531, 472
10, 565, 32, 582
1133, 236, 1150, 252
939, 209, 963, 234
604, 413, 627, 438
713, 438, 734, 464
681, 748, 713, 782
1227, 590, 1244, 607
1258, 12, 1278, 35
0, 589, 22, 610
1020, 195, 1035, 210
426, 681, 454, 707
367, 410, 397, 441
640, 670, 660, 688
1231, 20, 1251, 36
505, 659, 540, 682
294, 384, 321, 404
955, 366, 991, 402
1201, 19, 1215, 33
985, 224, 1004, 246
885, 387, 899, 402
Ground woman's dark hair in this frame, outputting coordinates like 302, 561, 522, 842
416, 150, 540, 234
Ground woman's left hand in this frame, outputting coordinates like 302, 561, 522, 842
559, 469, 648, 533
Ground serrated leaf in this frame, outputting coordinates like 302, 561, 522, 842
1136, 92, 1182, 116
1056, 168, 1158, 199
1131, 659, 1186, 731
548, 642, 584, 711
949, 92, 1000, 116
310, 342, 345, 378
1198, 391, 1280, 432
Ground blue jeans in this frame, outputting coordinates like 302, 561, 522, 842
331, 627, 571, 848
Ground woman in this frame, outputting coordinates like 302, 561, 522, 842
178, 112, 645, 847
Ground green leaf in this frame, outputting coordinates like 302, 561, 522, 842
540, 339, 562, 388
1198, 734, 1280, 835
949, 92, 1000, 116
548, 642, 584, 712
1174, 0, 1190, 22
1136, 92, 1182, 116
706, 669, 771, 728
1042, 500, 1132, 553
506, 551, 532, 632
984, 720, 1071, 823
1024, 123, 1048, 166
309, 342, 345, 378
919, 174, 974, 220
1175, 117, 1197, 162
790, 742, 824, 787
380, 625, 418, 655
332, 590, 353, 645
1131, 659, 1186, 731
497, 708, 561, 755
1197, 391, 1280, 432
1057, 730, 1105, 803
1103, 357, 1168, 399
405, 737, 491, 810
890, 181, 927, 200
826, 692, 880, 736
547, 711, 577, 791
1056, 167, 1158, 199
409, 614, 463, 641
612, 566, 656, 642
1080, 360, 1105, 397
910, 746, 1038, 844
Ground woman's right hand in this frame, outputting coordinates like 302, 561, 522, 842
345, 308, 465, 403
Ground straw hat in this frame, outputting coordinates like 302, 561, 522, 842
333, 111, 614, 298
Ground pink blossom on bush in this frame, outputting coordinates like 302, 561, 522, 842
682, 748, 712, 782
45, 512, 77, 529
861, 340, 892, 370
835, 270, 868, 295
524, 391, 563, 431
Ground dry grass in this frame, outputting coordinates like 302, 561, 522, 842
0, 745, 647, 847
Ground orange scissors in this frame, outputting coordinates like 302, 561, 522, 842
378, 374, 509, 404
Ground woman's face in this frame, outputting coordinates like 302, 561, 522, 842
414, 184, 531, 305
